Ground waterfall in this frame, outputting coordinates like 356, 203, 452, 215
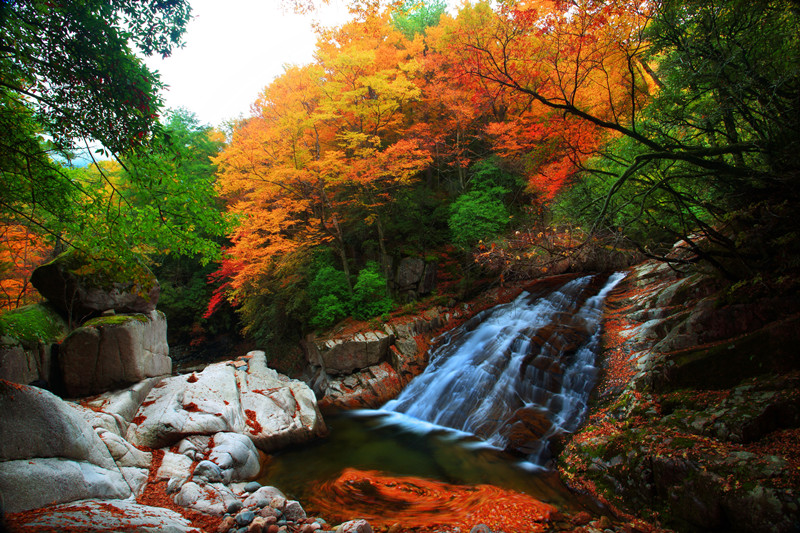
382, 272, 626, 465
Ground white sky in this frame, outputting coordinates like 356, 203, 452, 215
144, 0, 353, 128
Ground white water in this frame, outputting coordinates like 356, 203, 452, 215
381, 272, 626, 465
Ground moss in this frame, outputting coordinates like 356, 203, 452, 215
45, 249, 157, 294
0, 303, 69, 346
82, 314, 150, 328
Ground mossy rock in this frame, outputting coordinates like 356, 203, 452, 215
0, 303, 69, 348
82, 314, 151, 328
30, 249, 160, 323
654, 314, 800, 392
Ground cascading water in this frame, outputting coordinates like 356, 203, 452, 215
261, 273, 626, 527
382, 271, 626, 464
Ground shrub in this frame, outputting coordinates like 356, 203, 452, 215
308, 265, 351, 329
351, 262, 393, 320
448, 187, 510, 249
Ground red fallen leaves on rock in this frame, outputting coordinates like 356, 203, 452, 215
183, 402, 202, 412
245, 409, 263, 434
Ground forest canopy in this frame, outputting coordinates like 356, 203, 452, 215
1, 0, 798, 353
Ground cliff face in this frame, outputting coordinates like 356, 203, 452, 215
559, 257, 800, 532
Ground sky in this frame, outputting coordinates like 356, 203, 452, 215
144, 0, 353, 128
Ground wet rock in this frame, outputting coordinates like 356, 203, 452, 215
236, 509, 255, 526
282, 500, 306, 521
319, 361, 405, 411
503, 406, 553, 455
244, 481, 262, 493
338, 519, 374, 533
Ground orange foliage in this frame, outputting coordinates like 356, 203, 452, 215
0, 224, 50, 310
308, 468, 556, 532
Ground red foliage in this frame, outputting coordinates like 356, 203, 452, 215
307, 468, 556, 532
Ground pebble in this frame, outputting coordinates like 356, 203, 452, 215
227, 501, 243, 514
216, 516, 236, 533
236, 510, 255, 527
248, 516, 267, 533
245, 481, 262, 493
283, 500, 307, 521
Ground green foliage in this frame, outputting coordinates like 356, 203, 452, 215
308, 265, 351, 329
448, 187, 510, 249
0, 0, 190, 154
391, 0, 447, 38
469, 157, 526, 193
351, 262, 393, 320
0, 303, 69, 346
0, 2, 225, 297
310, 294, 350, 329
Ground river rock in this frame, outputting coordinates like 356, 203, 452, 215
0, 458, 131, 513
304, 331, 394, 376
77, 377, 163, 435
559, 258, 800, 533
318, 361, 405, 411
0, 380, 138, 512
30, 250, 160, 322
0, 380, 116, 469
5, 499, 196, 532
174, 480, 240, 515
59, 311, 171, 397
503, 406, 553, 456
244, 486, 286, 508
339, 519, 374, 533
204, 432, 261, 483
126, 351, 326, 451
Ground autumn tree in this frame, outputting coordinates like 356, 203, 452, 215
454, 0, 800, 271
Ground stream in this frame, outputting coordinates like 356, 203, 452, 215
259, 272, 626, 527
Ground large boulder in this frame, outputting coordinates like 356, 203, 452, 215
395, 257, 425, 289
0, 380, 133, 512
59, 311, 171, 397
0, 458, 132, 513
126, 351, 326, 451
5, 499, 196, 532
30, 250, 160, 322
0, 302, 69, 386
318, 361, 405, 412
303, 331, 393, 376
